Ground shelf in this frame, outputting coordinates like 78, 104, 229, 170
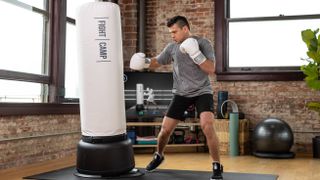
127, 121, 205, 150
127, 122, 200, 126
132, 143, 205, 148
126, 119, 237, 127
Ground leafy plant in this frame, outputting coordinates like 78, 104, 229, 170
301, 29, 320, 114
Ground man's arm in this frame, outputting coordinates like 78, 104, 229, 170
148, 58, 161, 70
180, 38, 215, 75
130, 44, 173, 71
130, 53, 162, 71
199, 59, 215, 75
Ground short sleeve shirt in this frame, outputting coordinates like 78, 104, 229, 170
156, 36, 215, 97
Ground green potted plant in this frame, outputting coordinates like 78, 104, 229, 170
301, 28, 320, 115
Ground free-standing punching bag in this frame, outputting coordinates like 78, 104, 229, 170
75, 0, 142, 178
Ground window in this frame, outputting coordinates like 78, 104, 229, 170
0, 0, 49, 102
0, 80, 45, 103
0, 0, 80, 115
215, 0, 320, 81
65, 0, 92, 100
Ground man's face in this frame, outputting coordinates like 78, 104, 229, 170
168, 24, 189, 43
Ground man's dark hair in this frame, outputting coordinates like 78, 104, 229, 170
166, 15, 190, 30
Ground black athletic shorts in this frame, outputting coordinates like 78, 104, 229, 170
166, 94, 214, 121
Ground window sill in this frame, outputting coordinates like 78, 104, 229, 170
0, 103, 79, 116
216, 71, 305, 81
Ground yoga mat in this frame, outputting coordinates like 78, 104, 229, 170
229, 112, 239, 156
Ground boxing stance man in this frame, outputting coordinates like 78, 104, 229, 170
130, 15, 223, 180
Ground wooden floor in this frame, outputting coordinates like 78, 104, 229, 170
1, 153, 320, 180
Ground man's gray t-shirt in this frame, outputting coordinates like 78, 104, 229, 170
156, 36, 215, 97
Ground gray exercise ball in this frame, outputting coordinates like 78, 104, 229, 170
253, 118, 294, 153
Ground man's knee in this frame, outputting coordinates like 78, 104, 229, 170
160, 125, 174, 137
201, 121, 214, 135
159, 116, 179, 138
159, 126, 173, 137
200, 113, 215, 137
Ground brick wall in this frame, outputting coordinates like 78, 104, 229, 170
119, 0, 138, 68
0, 115, 80, 169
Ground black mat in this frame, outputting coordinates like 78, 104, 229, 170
24, 166, 278, 180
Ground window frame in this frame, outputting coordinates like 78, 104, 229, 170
0, 0, 79, 116
214, 0, 320, 81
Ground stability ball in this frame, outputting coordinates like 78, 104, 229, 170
252, 118, 295, 158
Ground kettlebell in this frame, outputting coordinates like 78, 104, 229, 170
173, 129, 185, 144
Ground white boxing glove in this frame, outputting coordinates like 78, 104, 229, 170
179, 38, 207, 65
129, 52, 151, 70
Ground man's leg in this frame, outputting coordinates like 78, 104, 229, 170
146, 94, 191, 172
196, 94, 223, 179
199, 111, 220, 162
146, 116, 179, 172
157, 116, 180, 155
200, 111, 223, 180
157, 95, 192, 154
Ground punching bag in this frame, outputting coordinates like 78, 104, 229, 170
76, 1, 137, 177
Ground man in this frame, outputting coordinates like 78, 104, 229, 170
130, 15, 223, 180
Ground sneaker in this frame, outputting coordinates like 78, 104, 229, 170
210, 162, 223, 180
145, 152, 164, 172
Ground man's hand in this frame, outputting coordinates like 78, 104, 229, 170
129, 52, 151, 70
179, 38, 207, 65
